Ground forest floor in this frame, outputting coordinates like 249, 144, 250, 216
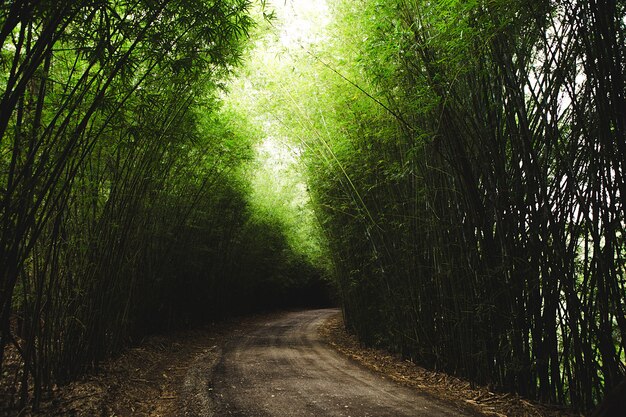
0, 316, 240, 416
0, 309, 584, 417
319, 313, 584, 417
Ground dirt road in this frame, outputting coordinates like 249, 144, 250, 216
203, 309, 473, 417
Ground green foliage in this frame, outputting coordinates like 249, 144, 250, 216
284, 0, 626, 411
3, 0, 624, 412
0, 0, 329, 410
222, 0, 334, 276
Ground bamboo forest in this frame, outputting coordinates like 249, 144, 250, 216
1, 0, 625, 415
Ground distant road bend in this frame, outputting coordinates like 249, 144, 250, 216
202, 309, 472, 417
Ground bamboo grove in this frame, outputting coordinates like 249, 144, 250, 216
272, 0, 624, 411
2, 0, 625, 413
0, 0, 330, 410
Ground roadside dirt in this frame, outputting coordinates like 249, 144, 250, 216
0, 322, 233, 416
318, 312, 583, 417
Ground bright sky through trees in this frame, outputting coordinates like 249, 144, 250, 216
274, 0, 330, 48
223, 0, 330, 262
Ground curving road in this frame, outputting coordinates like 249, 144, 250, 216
205, 309, 472, 417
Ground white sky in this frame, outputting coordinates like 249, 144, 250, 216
234, 0, 330, 224
250, 0, 329, 178
270, 0, 330, 48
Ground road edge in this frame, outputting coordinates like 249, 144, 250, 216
318, 312, 582, 417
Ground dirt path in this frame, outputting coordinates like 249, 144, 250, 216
200, 309, 472, 417
5, 309, 580, 416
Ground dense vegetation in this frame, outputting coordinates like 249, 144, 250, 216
0, 0, 328, 410
278, 0, 624, 411
2, 0, 625, 413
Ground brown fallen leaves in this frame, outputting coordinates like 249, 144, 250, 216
0, 326, 226, 417
318, 312, 584, 417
